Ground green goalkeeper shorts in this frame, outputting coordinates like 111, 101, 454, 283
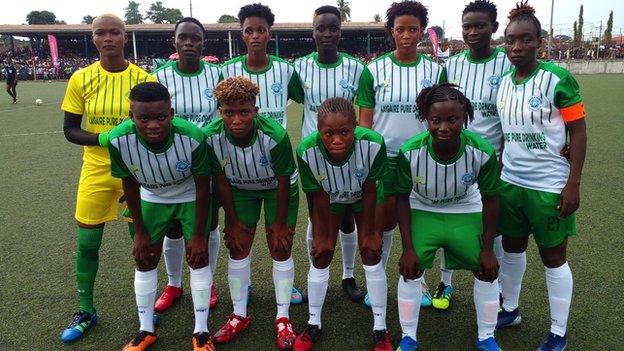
231, 185, 299, 228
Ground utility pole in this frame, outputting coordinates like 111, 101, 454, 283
189, 0, 193, 17
597, 20, 602, 58
548, 0, 554, 59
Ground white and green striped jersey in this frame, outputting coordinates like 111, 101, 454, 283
107, 118, 211, 204
297, 126, 386, 204
203, 116, 298, 191
221, 55, 304, 128
294, 52, 370, 138
497, 61, 586, 193
153, 61, 222, 128
396, 130, 500, 213
446, 47, 511, 156
356, 52, 447, 157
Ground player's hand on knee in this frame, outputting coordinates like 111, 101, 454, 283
310, 240, 334, 261
224, 220, 249, 253
399, 249, 421, 280
133, 230, 152, 267
187, 234, 209, 268
267, 221, 293, 253
477, 250, 499, 282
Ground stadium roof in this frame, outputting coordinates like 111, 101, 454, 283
0, 22, 386, 36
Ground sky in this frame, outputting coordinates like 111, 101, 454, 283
0, 0, 622, 40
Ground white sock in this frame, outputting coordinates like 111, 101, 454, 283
306, 218, 313, 266
397, 276, 422, 340
190, 265, 213, 334
134, 269, 157, 333
273, 256, 295, 319
208, 227, 221, 276
307, 265, 329, 328
381, 230, 393, 269
474, 278, 500, 341
363, 262, 388, 330
501, 251, 526, 312
439, 249, 453, 286
340, 229, 357, 279
493, 236, 504, 292
545, 262, 573, 337
228, 255, 251, 317
162, 236, 184, 288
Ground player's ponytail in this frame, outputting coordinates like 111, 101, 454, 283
507, 1, 541, 38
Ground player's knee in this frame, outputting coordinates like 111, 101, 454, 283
187, 260, 209, 270
360, 247, 381, 265
312, 248, 334, 268
269, 246, 292, 261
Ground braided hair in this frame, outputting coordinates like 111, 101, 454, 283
213, 77, 259, 105
507, 1, 541, 38
317, 97, 357, 126
416, 84, 474, 127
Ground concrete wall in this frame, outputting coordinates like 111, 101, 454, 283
554, 60, 624, 74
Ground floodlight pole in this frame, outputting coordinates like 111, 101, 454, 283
132, 31, 138, 63
228, 31, 233, 59
190, 0, 193, 17
548, 0, 554, 59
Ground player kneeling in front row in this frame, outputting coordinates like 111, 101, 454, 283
395, 84, 502, 351
105, 82, 216, 351
293, 98, 391, 351
205, 77, 299, 349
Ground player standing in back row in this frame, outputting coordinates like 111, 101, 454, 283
495, 3, 587, 351
356, 0, 447, 307
438, 0, 511, 310
151, 16, 223, 314
294, 5, 373, 303
59, 14, 155, 343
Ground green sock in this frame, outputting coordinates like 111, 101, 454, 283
76, 227, 104, 314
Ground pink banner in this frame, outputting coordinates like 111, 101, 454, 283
427, 28, 439, 58
47, 34, 59, 68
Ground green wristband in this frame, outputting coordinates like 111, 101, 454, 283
98, 132, 109, 147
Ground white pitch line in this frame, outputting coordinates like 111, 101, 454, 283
2, 130, 63, 137
0, 101, 60, 114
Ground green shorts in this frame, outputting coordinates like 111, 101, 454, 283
382, 156, 398, 198
410, 209, 483, 271
232, 185, 299, 228
330, 181, 385, 215
126, 200, 210, 245
497, 181, 576, 249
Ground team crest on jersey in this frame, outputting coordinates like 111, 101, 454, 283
175, 160, 191, 172
354, 168, 365, 180
271, 82, 283, 95
304, 81, 312, 90
420, 79, 433, 88
413, 175, 425, 184
497, 100, 505, 110
259, 155, 270, 167
461, 172, 476, 186
220, 157, 230, 168
488, 75, 501, 88
450, 79, 460, 85
379, 79, 391, 90
129, 164, 140, 173
339, 79, 355, 93
528, 96, 543, 111
204, 88, 215, 100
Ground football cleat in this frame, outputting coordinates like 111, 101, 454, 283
496, 307, 522, 329
192, 332, 216, 351
293, 324, 321, 351
363, 292, 372, 307
122, 331, 157, 351
154, 285, 182, 312
372, 329, 393, 351
60, 310, 98, 343
536, 333, 567, 351
274, 317, 297, 350
431, 282, 453, 310
213, 313, 251, 344
291, 287, 305, 304
342, 277, 366, 302
396, 335, 419, 350
475, 337, 502, 351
